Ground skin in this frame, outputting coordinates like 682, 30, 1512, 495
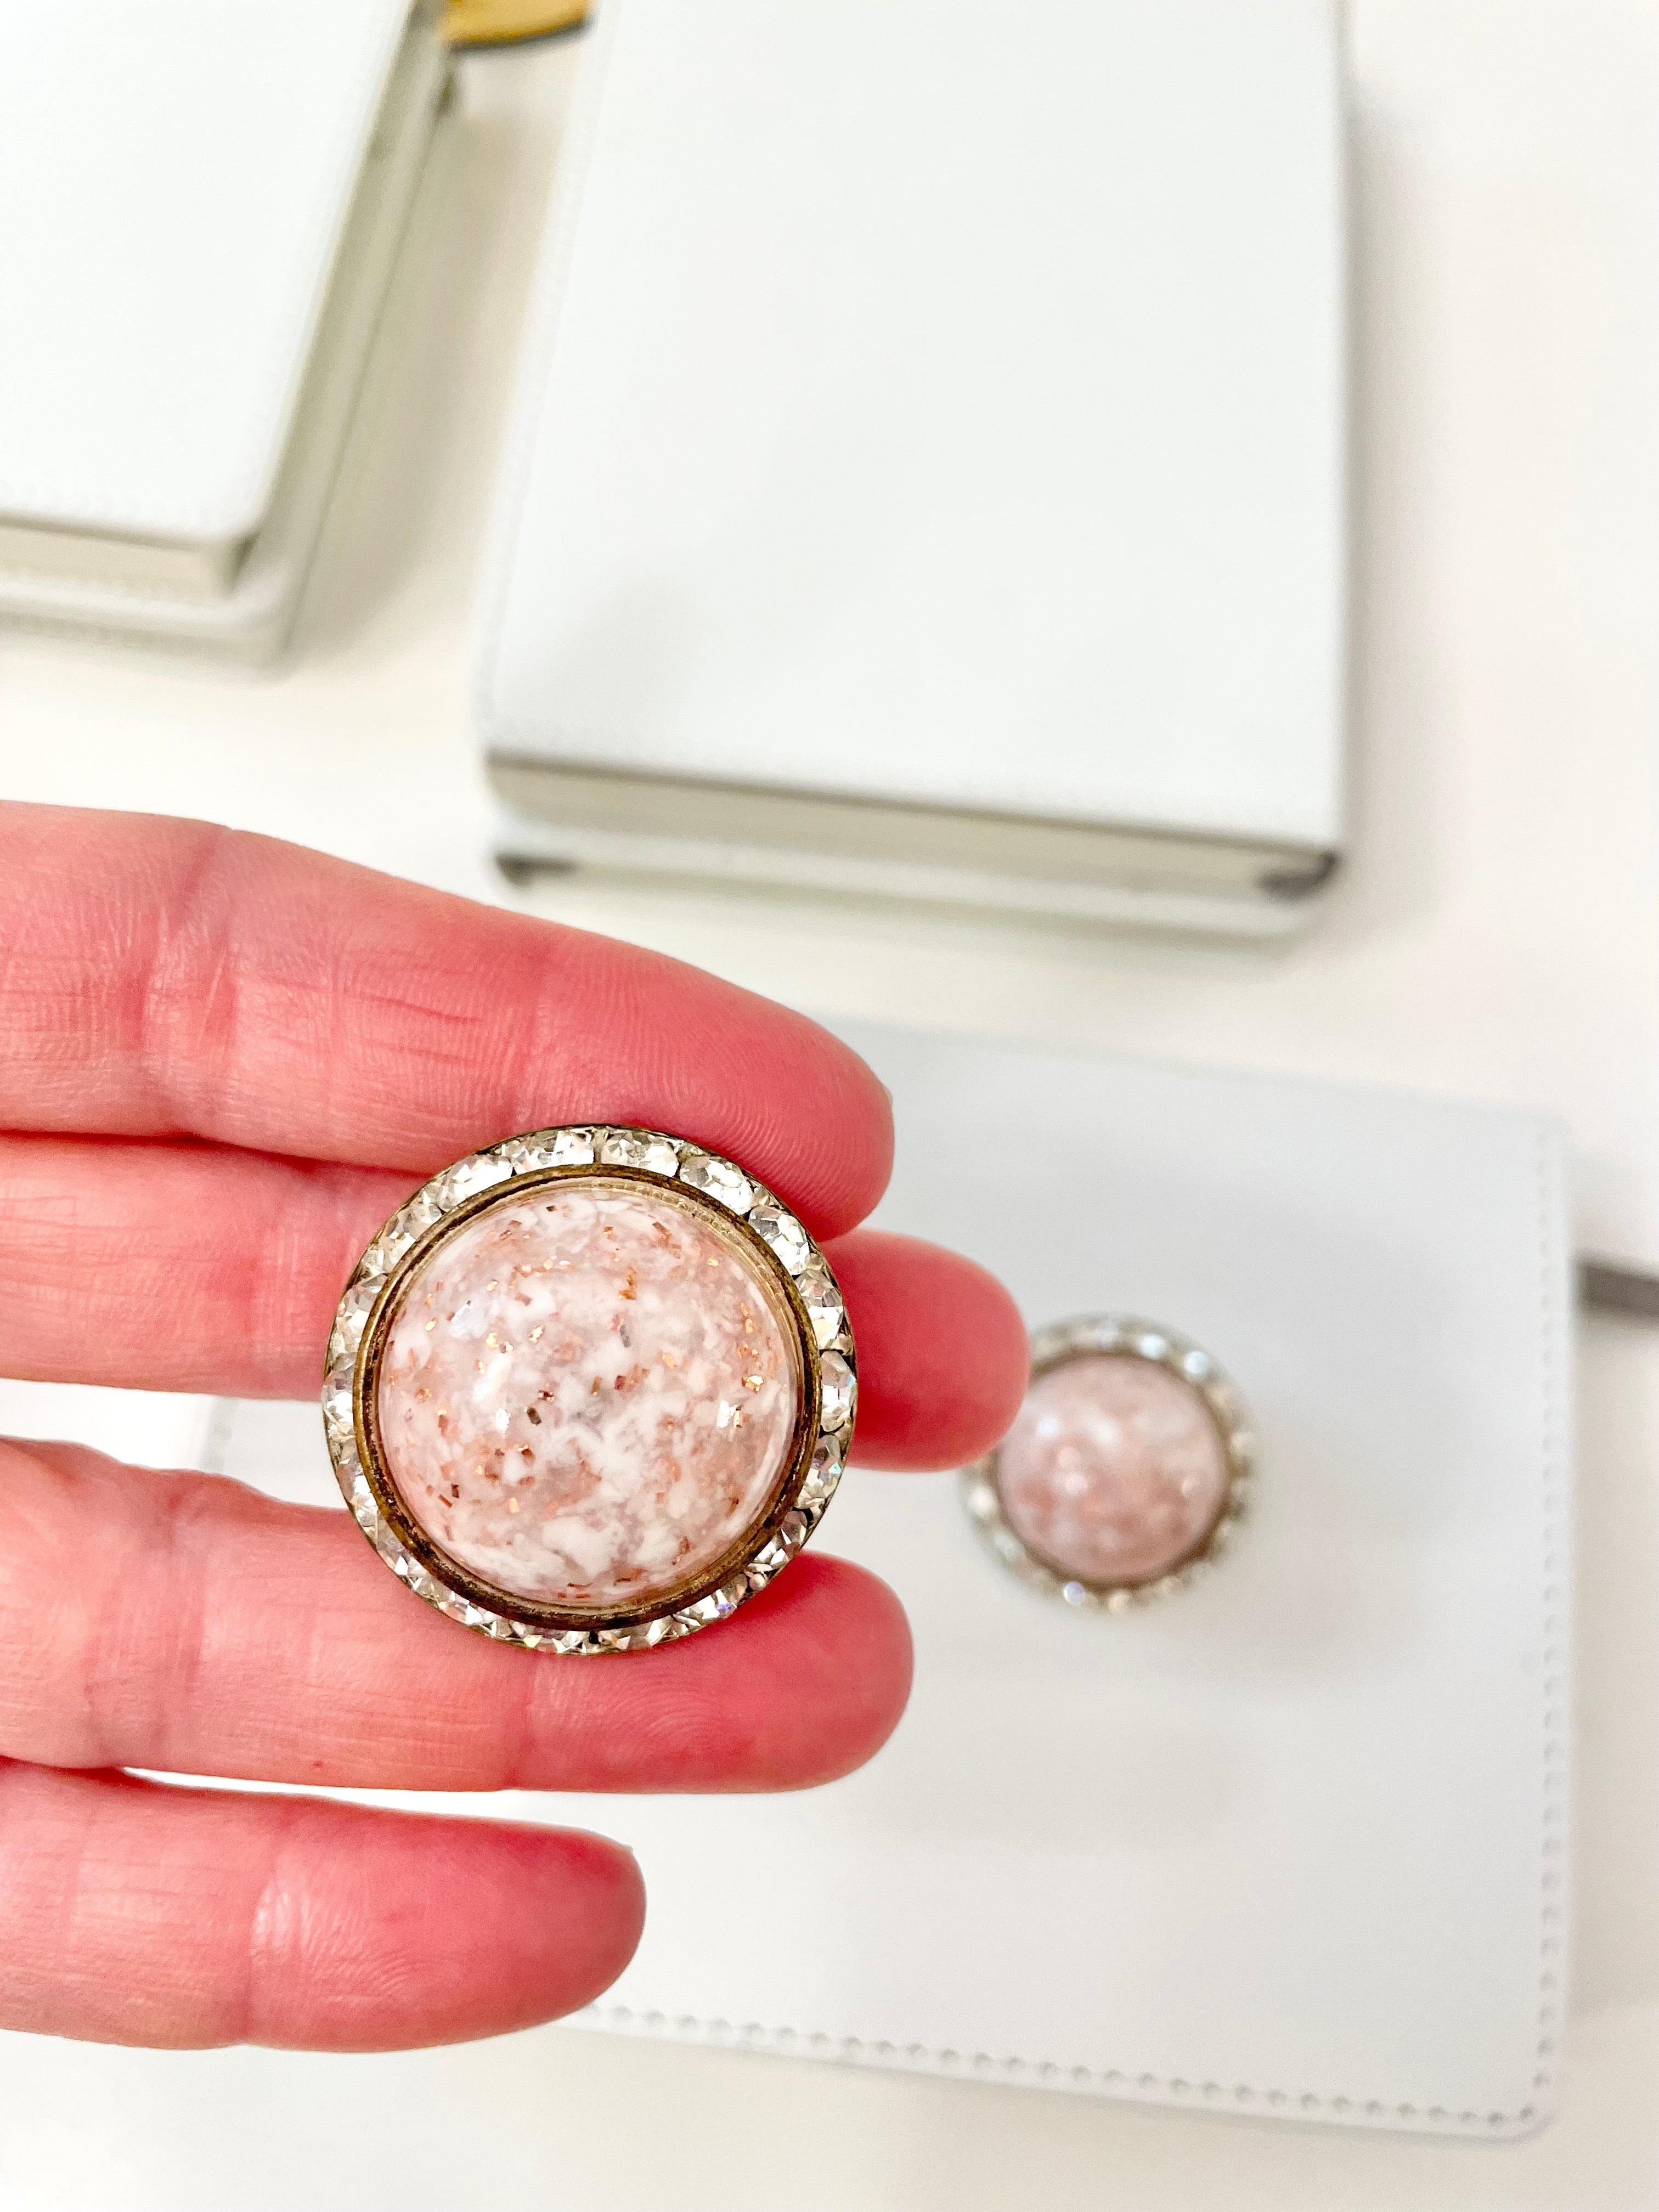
0, 803, 1029, 2052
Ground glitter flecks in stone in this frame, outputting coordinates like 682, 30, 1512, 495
995, 1352, 1231, 1587
375, 1182, 802, 1612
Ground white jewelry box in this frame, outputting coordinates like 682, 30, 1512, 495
0, 0, 447, 658
477, 0, 1348, 935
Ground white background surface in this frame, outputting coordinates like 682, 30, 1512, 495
0, 3, 1655, 2205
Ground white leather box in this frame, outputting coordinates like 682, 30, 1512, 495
539, 1025, 1572, 2137
478, 0, 1348, 935
0, 0, 446, 657
200, 1025, 1569, 2139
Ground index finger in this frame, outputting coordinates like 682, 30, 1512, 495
0, 803, 893, 1237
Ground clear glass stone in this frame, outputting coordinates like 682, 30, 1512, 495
321, 1382, 354, 1438
819, 1351, 856, 1430
749, 1201, 810, 1274
800, 1468, 839, 1511
499, 1127, 597, 1171
435, 1154, 512, 1208
363, 1199, 431, 1272
498, 1135, 553, 1172
435, 1591, 494, 1629
600, 1129, 680, 1173
362, 1196, 443, 1278
333, 1279, 379, 1348
694, 1587, 735, 1622
964, 1476, 997, 1521
800, 1434, 843, 1505
798, 1268, 845, 1348
550, 1127, 599, 1166
678, 1153, 754, 1212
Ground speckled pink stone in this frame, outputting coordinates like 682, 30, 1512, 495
376, 1183, 800, 1610
997, 1353, 1229, 1586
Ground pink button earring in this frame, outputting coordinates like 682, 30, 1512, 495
963, 1315, 1252, 1609
324, 1126, 854, 1652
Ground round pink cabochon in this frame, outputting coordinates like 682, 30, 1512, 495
995, 1351, 1231, 1587
374, 1182, 801, 1611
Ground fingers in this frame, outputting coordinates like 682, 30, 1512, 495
0, 1444, 912, 1792
0, 1760, 644, 2050
0, 1136, 1027, 1466
0, 1133, 414, 1395
826, 1228, 1028, 1470
0, 802, 891, 1235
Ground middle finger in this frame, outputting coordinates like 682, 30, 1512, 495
0, 1132, 1027, 1469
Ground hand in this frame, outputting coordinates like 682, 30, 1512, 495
0, 804, 1026, 2052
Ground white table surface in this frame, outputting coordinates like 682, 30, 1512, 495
1, 4, 1656, 2206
